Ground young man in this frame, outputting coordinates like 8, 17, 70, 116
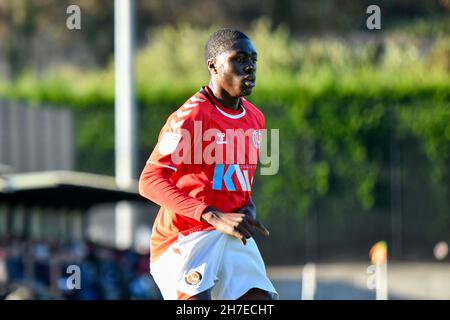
139, 29, 277, 300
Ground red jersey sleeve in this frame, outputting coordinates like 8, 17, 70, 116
139, 100, 210, 221
147, 106, 196, 171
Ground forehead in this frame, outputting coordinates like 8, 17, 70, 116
224, 38, 257, 56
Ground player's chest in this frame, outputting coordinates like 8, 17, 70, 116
196, 116, 263, 164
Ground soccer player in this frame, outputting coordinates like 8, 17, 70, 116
139, 28, 278, 300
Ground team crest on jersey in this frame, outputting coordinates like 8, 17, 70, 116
185, 270, 202, 286
252, 130, 262, 149
216, 132, 227, 144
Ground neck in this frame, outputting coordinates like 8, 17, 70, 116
208, 82, 240, 110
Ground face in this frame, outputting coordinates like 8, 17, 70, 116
210, 38, 257, 97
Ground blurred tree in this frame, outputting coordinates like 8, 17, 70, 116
0, 0, 449, 80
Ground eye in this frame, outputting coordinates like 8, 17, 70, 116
236, 56, 243, 63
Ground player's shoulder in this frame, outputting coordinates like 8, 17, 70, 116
168, 91, 212, 123
242, 98, 265, 127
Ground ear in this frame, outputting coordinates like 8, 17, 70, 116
207, 58, 218, 75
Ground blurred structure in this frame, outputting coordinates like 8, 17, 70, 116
0, 101, 74, 172
0, 101, 160, 299
0, 170, 161, 299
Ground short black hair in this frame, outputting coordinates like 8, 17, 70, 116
204, 28, 249, 63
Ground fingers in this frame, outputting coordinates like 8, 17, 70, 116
237, 224, 254, 239
229, 214, 269, 237
247, 217, 270, 237
230, 223, 253, 245
216, 212, 269, 245
233, 220, 266, 246
230, 228, 247, 245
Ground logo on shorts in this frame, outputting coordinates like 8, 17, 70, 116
185, 270, 202, 286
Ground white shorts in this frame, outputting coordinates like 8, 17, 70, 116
150, 229, 278, 300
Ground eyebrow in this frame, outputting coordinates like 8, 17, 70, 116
235, 50, 257, 56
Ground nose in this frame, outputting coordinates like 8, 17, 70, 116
244, 63, 255, 74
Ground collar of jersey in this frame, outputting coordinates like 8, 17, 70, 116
203, 86, 246, 119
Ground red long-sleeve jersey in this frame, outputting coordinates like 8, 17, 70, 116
139, 86, 265, 263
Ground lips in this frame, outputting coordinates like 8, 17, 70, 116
243, 76, 256, 88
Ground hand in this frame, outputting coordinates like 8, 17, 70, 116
201, 209, 269, 245
237, 197, 256, 219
